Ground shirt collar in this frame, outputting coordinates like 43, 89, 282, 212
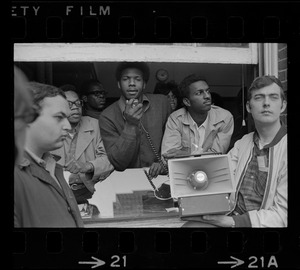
25, 147, 47, 167
253, 123, 287, 149
182, 107, 213, 127
24, 148, 58, 169
18, 149, 61, 170
68, 121, 81, 137
187, 111, 208, 129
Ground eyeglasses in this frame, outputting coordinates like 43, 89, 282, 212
87, 91, 107, 98
67, 100, 83, 109
15, 104, 40, 124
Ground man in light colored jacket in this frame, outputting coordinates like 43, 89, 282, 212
52, 88, 114, 206
197, 75, 287, 227
162, 74, 233, 157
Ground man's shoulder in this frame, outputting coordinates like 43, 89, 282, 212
211, 105, 231, 114
101, 101, 120, 117
170, 107, 187, 119
233, 132, 254, 147
210, 105, 233, 118
80, 116, 101, 132
146, 94, 171, 117
146, 93, 169, 104
81, 116, 99, 125
240, 132, 254, 141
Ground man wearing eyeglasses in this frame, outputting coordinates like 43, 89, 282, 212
80, 79, 108, 119
51, 88, 114, 211
14, 82, 83, 227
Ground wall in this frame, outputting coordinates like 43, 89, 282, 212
278, 43, 288, 92
94, 62, 250, 98
278, 43, 287, 124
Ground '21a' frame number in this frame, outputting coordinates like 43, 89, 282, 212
248, 256, 278, 268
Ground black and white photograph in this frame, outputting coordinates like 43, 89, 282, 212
14, 43, 288, 228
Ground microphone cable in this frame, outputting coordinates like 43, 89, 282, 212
139, 121, 169, 175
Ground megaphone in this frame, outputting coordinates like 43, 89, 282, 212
168, 154, 235, 217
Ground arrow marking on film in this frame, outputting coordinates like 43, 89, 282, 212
218, 256, 244, 268
78, 256, 106, 269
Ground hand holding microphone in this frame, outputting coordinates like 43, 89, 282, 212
124, 99, 143, 126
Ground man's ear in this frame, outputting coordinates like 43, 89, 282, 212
183, 98, 191, 107
117, 82, 121, 89
246, 101, 251, 113
281, 100, 287, 113
143, 82, 146, 90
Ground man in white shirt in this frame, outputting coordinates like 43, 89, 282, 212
161, 74, 234, 157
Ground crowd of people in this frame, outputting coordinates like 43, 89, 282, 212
14, 62, 287, 228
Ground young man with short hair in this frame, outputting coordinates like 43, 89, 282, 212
99, 62, 171, 178
189, 75, 287, 227
162, 74, 234, 157
14, 82, 84, 227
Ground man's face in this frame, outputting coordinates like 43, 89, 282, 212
65, 91, 82, 125
184, 80, 212, 113
84, 84, 106, 111
27, 95, 71, 152
118, 68, 146, 101
247, 83, 286, 126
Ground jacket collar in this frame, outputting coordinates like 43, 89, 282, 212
19, 149, 61, 168
254, 122, 287, 149
18, 152, 66, 197
74, 117, 95, 159
181, 106, 223, 127
186, 110, 209, 129
50, 117, 95, 163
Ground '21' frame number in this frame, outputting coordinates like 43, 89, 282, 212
111, 255, 127, 267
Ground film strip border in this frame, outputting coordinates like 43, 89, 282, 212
13, 229, 299, 268
11, 1, 300, 269
11, 2, 300, 42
